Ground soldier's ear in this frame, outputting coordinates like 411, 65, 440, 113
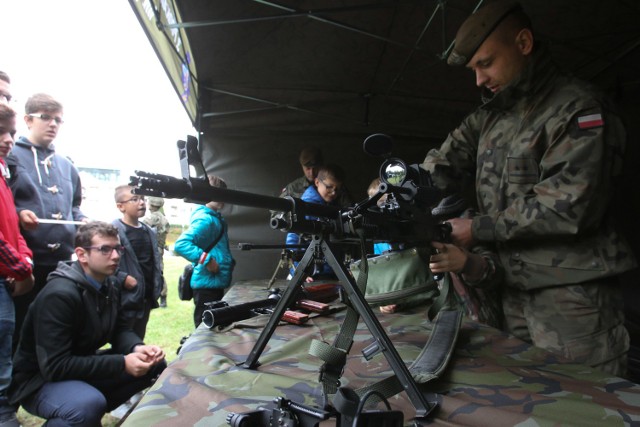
515, 28, 533, 55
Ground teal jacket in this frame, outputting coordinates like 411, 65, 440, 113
174, 206, 234, 290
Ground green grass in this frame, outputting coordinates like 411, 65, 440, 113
18, 254, 195, 426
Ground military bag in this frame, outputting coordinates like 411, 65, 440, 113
349, 247, 439, 309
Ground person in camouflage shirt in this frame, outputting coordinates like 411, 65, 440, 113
421, 1, 636, 376
141, 197, 169, 307
271, 146, 353, 226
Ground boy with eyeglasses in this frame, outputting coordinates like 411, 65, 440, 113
9, 221, 166, 425
112, 185, 163, 340
285, 163, 346, 282
9, 93, 88, 352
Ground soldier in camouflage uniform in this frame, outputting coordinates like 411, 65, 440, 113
279, 146, 323, 199
276, 146, 352, 208
141, 197, 169, 307
421, 1, 636, 376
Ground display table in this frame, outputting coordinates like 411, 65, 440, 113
123, 280, 640, 426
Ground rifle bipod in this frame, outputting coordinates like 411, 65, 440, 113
240, 234, 437, 420
267, 249, 296, 288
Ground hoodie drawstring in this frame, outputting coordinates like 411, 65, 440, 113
31, 146, 54, 185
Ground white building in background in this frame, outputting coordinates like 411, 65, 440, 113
77, 167, 193, 226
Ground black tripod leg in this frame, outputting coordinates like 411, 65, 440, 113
321, 240, 436, 419
241, 241, 318, 369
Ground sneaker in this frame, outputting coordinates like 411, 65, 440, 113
0, 414, 21, 427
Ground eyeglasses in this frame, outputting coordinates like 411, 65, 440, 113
319, 179, 340, 193
83, 245, 125, 256
120, 196, 146, 204
29, 113, 64, 125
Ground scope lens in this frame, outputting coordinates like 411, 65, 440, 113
381, 159, 407, 186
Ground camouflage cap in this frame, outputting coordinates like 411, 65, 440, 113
447, 0, 523, 66
147, 196, 165, 207
299, 146, 323, 167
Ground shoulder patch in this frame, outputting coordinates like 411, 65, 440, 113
577, 113, 604, 129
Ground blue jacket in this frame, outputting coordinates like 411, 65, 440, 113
285, 184, 324, 246
286, 185, 334, 277
9, 137, 86, 266
112, 220, 163, 318
174, 206, 234, 290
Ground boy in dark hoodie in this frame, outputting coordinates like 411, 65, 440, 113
9, 93, 88, 349
9, 222, 165, 425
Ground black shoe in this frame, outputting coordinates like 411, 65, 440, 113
159, 296, 167, 308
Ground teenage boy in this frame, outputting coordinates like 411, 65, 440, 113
112, 185, 163, 340
10, 93, 88, 347
9, 222, 166, 426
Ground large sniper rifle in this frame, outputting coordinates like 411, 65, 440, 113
129, 134, 450, 422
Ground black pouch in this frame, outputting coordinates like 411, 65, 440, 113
178, 264, 194, 301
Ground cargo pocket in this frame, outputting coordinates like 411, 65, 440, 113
565, 323, 629, 374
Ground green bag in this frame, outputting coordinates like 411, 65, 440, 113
349, 247, 439, 308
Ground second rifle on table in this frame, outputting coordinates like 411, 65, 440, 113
202, 283, 341, 329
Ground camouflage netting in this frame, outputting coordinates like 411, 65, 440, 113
123, 280, 640, 426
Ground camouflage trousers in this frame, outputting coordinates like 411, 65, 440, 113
502, 278, 629, 377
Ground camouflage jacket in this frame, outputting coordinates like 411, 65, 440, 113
421, 46, 636, 290
141, 210, 169, 251
279, 176, 310, 199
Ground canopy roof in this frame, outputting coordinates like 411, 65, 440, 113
130, 0, 640, 135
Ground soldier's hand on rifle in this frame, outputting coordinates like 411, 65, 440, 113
205, 257, 220, 273
430, 241, 467, 274
447, 218, 475, 249
124, 275, 138, 290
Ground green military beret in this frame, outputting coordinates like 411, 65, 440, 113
299, 146, 323, 167
447, 0, 523, 66
148, 196, 164, 207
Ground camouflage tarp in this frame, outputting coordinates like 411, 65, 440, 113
123, 280, 640, 426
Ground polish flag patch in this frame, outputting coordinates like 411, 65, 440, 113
577, 113, 604, 129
